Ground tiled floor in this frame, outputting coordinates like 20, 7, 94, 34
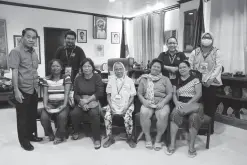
0, 103, 247, 165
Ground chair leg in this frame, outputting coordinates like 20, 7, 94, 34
206, 123, 211, 149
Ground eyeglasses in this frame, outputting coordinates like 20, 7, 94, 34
167, 42, 177, 45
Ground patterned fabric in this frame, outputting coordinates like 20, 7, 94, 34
104, 106, 134, 137
171, 75, 203, 130
43, 75, 72, 103
189, 32, 222, 86
137, 73, 162, 104
176, 77, 200, 98
170, 106, 204, 130
106, 62, 136, 114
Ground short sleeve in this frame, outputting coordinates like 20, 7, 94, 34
64, 75, 72, 84
193, 78, 200, 86
106, 76, 113, 94
137, 78, 146, 96
188, 50, 196, 70
40, 77, 49, 87
180, 52, 187, 61
164, 77, 173, 95
8, 49, 20, 69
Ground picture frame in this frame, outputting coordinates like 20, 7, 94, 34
13, 35, 41, 64
0, 19, 9, 71
111, 32, 120, 44
93, 16, 107, 39
94, 44, 104, 57
77, 29, 87, 43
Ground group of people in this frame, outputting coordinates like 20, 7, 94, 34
8, 28, 222, 158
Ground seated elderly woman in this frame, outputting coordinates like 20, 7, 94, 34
40, 59, 72, 145
137, 58, 172, 151
166, 61, 203, 158
70, 58, 104, 149
103, 62, 136, 148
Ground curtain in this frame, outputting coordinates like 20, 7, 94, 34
193, 0, 205, 49
132, 12, 165, 66
210, 0, 247, 73
120, 18, 126, 58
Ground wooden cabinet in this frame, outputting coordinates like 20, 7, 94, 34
215, 76, 247, 130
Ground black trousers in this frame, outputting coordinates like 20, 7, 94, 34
202, 85, 217, 133
15, 90, 38, 145
70, 105, 101, 141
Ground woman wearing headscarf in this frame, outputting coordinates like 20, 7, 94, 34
103, 62, 136, 148
158, 37, 187, 85
137, 58, 173, 151
188, 32, 222, 134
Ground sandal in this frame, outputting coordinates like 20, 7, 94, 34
188, 149, 197, 158
165, 146, 175, 155
145, 141, 153, 150
49, 135, 55, 141
71, 133, 79, 140
94, 140, 101, 150
127, 138, 136, 148
154, 142, 162, 151
53, 138, 65, 145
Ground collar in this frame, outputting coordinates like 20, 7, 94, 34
166, 50, 178, 56
20, 44, 35, 53
64, 45, 76, 50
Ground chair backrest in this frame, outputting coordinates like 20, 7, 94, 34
107, 58, 133, 73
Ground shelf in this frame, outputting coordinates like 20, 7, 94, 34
216, 94, 247, 102
221, 76, 247, 82
215, 113, 247, 130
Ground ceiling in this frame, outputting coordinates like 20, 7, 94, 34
3, 0, 178, 17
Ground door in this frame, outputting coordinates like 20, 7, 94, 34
44, 27, 70, 75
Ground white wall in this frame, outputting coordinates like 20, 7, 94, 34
0, 4, 122, 78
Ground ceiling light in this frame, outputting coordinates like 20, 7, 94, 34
109, 0, 115, 2
189, 12, 194, 15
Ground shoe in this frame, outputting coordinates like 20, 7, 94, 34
21, 142, 34, 151
94, 140, 101, 150
103, 137, 115, 148
30, 136, 43, 142
127, 137, 136, 148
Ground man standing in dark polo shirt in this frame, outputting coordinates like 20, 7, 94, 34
8, 28, 43, 151
55, 30, 86, 82
158, 37, 187, 85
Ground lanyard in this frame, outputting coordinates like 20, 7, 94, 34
116, 78, 126, 95
201, 47, 214, 60
169, 54, 177, 64
65, 48, 75, 65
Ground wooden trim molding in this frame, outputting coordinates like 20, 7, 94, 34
177, 0, 193, 4
0, 0, 128, 20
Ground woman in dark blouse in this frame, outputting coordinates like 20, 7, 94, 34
158, 37, 187, 85
70, 58, 104, 149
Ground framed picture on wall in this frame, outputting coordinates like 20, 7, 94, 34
93, 16, 107, 39
77, 29, 87, 43
94, 44, 104, 57
111, 32, 120, 44
13, 35, 41, 64
0, 19, 9, 71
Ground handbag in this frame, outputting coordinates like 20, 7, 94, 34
82, 95, 99, 108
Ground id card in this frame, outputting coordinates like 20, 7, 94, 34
65, 67, 72, 76
199, 62, 208, 74
115, 94, 122, 100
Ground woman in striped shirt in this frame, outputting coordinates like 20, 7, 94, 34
40, 59, 72, 145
